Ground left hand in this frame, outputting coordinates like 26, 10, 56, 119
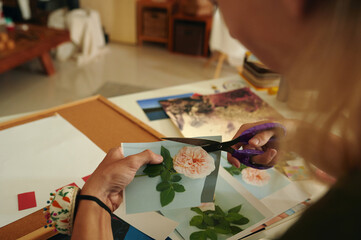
80, 146, 163, 212
227, 121, 283, 168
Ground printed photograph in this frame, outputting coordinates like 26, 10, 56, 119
161, 171, 272, 240
160, 88, 283, 141
137, 93, 193, 121
220, 153, 309, 216
221, 154, 290, 200
123, 138, 222, 214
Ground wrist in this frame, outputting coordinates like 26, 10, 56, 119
81, 181, 112, 211
76, 195, 112, 216
76, 198, 112, 218
72, 195, 113, 239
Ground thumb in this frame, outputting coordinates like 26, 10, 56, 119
248, 130, 275, 147
124, 149, 163, 170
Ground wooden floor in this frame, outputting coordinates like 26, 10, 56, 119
0, 43, 239, 118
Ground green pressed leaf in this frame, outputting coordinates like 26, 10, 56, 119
212, 214, 223, 220
170, 174, 182, 182
143, 164, 163, 177
214, 225, 231, 234
161, 170, 171, 181
205, 229, 217, 240
160, 188, 175, 207
161, 146, 173, 170
190, 215, 203, 226
190, 231, 207, 240
203, 214, 215, 226
215, 205, 225, 216
156, 181, 171, 192
239, 164, 248, 171
230, 225, 243, 234
233, 217, 250, 225
224, 165, 247, 176
172, 183, 186, 192
219, 218, 231, 227
225, 213, 243, 222
191, 207, 204, 215
224, 166, 240, 176
196, 222, 208, 229
228, 204, 242, 213
204, 210, 215, 215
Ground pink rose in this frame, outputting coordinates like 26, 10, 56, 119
241, 168, 271, 186
173, 146, 215, 179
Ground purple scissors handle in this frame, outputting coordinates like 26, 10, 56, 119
229, 123, 286, 169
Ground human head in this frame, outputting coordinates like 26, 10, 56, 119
218, 0, 361, 175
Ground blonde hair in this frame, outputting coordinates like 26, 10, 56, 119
285, 0, 361, 176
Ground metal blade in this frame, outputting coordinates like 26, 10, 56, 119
162, 137, 220, 146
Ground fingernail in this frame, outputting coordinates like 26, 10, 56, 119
251, 138, 259, 145
269, 149, 277, 159
157, 155, 163, 161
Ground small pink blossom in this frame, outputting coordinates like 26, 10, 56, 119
199, 202, 215, 211
241, 168, 271, 186
173, 146, 215, 179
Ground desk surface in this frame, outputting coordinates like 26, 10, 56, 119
0, 75, 327, 239
109, 75, 328, 239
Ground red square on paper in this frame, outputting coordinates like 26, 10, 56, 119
18, 191, 37, 211
82, 174, 91, 183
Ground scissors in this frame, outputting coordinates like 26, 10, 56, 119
163, 122, 286, 170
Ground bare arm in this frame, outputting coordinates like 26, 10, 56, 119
71, 147, 163, 239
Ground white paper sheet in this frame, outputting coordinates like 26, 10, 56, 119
221, 153, 310, 216
161, 168, 273, 240
0, 115, 106, 228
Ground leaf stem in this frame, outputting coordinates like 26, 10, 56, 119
135, 174, 148, 178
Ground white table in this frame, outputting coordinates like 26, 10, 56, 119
109, 75, 327, 239
0, 75, 327, 239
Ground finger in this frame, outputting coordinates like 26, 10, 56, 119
124, 149, 163, 170
243, 145, 262, 151
231, 124, 254, 150
248, 130, 275, 148
266, 153, 279, 167
231, 121, 271, 150
102, 146, 125, 163
251, 148, 278, 166
227, 153, 241, 168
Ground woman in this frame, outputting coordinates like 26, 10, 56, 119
72, 0, 361, 239
220, 1, 361, 239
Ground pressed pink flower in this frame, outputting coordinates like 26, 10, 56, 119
173, 146, 215, 179
241, 168, 271, 186
199, 202, 215, 211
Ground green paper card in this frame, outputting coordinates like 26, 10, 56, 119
123, 137, 222, 214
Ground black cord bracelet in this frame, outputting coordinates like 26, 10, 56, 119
76, 195, 112, 215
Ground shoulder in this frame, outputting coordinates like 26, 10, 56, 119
278, 169, 361, 240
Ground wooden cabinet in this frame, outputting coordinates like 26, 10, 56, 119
136, 0, 213, 56
169, 12, 212, 57
137, 0, 176, 46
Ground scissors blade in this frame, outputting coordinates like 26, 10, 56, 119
162, 137, 221, 147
